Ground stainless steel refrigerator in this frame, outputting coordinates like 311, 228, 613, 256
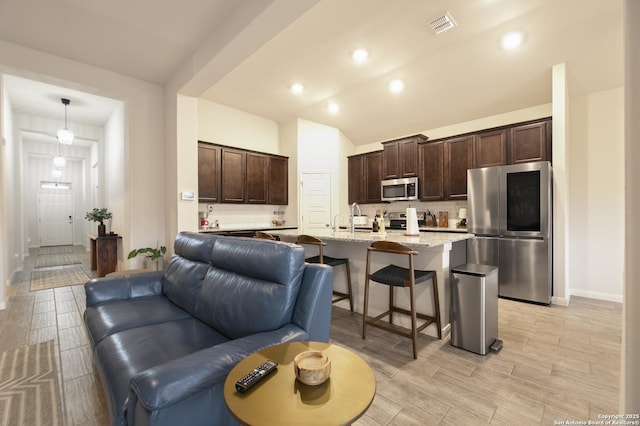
466, 161, 552, 304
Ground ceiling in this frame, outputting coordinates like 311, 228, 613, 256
0, 0, 623, 145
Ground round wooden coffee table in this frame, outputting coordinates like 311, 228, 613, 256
224, 341, 376, 426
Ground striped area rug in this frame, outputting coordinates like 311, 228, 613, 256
37, 246, 73, 256
34, 253, 81, 269
30, 266, 90, 292
0, 340, 63, 425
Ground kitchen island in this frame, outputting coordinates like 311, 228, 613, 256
271, 228, 473, 339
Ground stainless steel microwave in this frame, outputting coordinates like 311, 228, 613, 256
381, 177, 418, 202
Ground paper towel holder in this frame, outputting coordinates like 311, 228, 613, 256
404, 207, 420, 236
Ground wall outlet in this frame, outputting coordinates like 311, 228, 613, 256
207, 204, 214, 213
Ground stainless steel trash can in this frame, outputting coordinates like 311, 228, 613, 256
450, 264, 501, 355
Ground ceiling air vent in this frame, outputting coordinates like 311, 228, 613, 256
428, 12, 457, 34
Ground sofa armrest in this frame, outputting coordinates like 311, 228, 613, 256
128, 324, 307, 411
85, 271, 165, 306
291, 263, 333, 342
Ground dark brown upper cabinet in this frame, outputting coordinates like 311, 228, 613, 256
364, 151, 383, 203
220, 147, 246, 203
348, 155, 365, 204
198, 142, 220, 202
443, 135, 474, 201
268, 156, 288, 205
246, 152, 269, 204
418, 141, 444, 201
382, 135, 426, 179
474, 129, 507, 168
348, 151, 383, 204
199, 141, 289, 205
509, 120, 550, 164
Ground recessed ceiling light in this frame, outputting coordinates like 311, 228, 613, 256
327, 102, 340, 114
352, 48, 369, 63
389, 79, 405, 94
291, 83, 304, 94
501, 31, 523, 50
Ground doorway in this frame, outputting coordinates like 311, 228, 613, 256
38, 189, 74, 246
299, 172, 332, 230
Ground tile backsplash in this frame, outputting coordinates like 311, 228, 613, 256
343, 200, 468, 228
198, 200, 466, 230
198, 203, 289, 229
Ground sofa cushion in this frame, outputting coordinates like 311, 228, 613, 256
193, 237, 305, 339
84, 296, 192, 345
95, 318, 229, 421
161, 232, 218, 314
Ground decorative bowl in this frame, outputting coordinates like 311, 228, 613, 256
293, 350, 331, 386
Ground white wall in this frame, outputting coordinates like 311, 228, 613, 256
197, 99, 279, 153
552, 64, 570, 305
297, 119, 341, 224
622, 0, 640, 411
0, 76, 9, 307
22, 141, 90, 247
190, 99, 288, 230
569, 87, 624, 301
0, 40, 164, 287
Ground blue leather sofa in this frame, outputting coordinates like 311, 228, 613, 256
83, 232, 333, 426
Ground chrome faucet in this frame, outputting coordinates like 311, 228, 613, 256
332, 215, 341, 234
350, 203, 361, 233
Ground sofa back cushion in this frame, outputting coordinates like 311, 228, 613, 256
193, 237, 305, 339
162, 232, 217, 313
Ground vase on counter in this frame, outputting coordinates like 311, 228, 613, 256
98, 223, 106, 236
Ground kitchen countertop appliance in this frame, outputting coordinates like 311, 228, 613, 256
387, 211, 426, 231
466, 161, 552, 304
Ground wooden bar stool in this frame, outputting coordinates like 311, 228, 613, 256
296, 235, 354, 312
362, 241, 441, 359
254, 231, 277, 240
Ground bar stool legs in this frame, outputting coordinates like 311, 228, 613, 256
361, 241, 442, 359
296, 234, 354, 312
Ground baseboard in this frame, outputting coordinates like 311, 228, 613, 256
569, 288, 623, 303
551, 296, 570, 306
9, 265, 23, 285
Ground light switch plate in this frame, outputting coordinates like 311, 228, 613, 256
181, 191, 195, 201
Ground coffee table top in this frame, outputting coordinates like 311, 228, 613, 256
224, 341, 376, 426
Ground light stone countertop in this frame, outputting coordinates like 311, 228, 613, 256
270, 228, 473, 248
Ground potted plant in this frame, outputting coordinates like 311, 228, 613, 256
128, 245, 167, 271
85, 207, 112, 236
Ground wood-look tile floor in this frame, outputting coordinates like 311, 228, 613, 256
0, 249, 622, 425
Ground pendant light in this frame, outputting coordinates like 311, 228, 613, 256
57, 98, 74, 145
53, 136, 65, 167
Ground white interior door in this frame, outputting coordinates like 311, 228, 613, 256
38, 191, 73, 246
300, 173, 331, 230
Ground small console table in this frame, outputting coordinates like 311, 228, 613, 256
89, 234, 122, 277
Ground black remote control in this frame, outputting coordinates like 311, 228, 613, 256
235, 360, 278, 393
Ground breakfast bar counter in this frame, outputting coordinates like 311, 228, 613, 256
271, 228, 473, 340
